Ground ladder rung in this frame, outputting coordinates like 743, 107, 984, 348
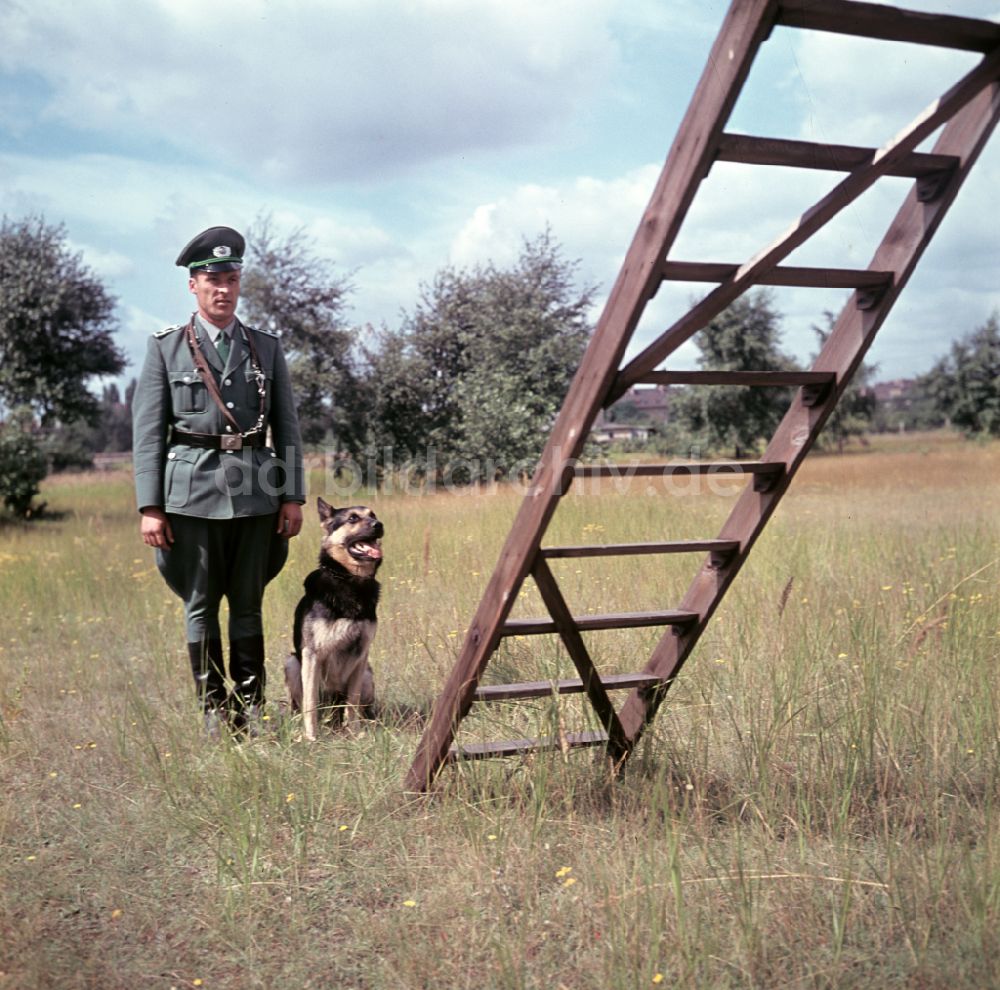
502, 610, 698, 636
575, 461, 783, 479
716, 134, 959, 178
776, 0, 1000, 53
662, 260, 892, 289
473, 672, 667, 702
446, 729, 608, 762
541, 539, 740, 558
633, 370, 834, 388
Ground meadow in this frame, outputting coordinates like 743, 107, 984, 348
1, 432, 998, 989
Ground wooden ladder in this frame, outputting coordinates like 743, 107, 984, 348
406, 0, 1000, 791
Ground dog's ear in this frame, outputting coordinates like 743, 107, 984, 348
317, 497, 334, 522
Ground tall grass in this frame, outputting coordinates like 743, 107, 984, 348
1, 434, 997, 988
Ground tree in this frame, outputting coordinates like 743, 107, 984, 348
240, 214, 360, 448
605, 398, 640, 424
812, 313, 877, 451
670, 290, 799, 457
42, 380, 135, 470
361, 323, 434, 464
919, 312, 1000, 437
363, 231, 594, 482
0, 216, 123, 425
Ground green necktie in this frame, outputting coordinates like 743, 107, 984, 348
216, 329, 230, 364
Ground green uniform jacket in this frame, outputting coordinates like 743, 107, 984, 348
133, 317, 305, 518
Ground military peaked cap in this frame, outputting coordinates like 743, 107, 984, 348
176, 226, 245, 272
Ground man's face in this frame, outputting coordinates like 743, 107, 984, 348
189, 269, 241, 326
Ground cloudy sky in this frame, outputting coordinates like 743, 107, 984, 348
2, 0, 999, 387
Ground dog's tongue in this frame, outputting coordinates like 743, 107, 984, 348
355, 542, 383, 560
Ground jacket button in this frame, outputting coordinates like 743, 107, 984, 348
183, 376, 191, 384
226, 401, 234, 409
167, 452, 176, 460
224, 378, 232, 386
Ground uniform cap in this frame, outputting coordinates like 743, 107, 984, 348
176, 226, 245, 272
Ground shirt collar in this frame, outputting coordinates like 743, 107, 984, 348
195, 313, 237, 343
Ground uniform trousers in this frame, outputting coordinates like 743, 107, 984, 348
155, 512, 288, 641
156, 512, 288, 711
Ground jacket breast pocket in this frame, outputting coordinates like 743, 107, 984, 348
169, 371, 207, 413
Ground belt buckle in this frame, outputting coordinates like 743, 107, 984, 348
221, 434, 243, 451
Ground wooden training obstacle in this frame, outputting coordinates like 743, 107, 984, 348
406, 0, 1000, 791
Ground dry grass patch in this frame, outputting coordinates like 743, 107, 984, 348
1, 434, 998, 988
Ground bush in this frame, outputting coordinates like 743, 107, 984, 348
0, 424, 48, 517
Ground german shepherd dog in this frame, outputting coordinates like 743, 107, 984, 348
284, 498, 383, 740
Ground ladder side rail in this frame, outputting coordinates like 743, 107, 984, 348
405, 0, 780, 791
617, 79, 1000, 742
611, 46, 1000, 402
530, 557, 631, 761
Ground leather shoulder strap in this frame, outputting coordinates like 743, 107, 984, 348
184, 316, 244, 434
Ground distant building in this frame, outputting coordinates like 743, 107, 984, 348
624, 384, 671, 421
870, 378, 916, 404
591, 423, 651, 444
865, 377, 939, 432
595, 384, 671, 428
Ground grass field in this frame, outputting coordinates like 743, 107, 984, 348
1, 433, 998, 989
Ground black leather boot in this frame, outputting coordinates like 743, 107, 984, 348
188, 639, 227, 709
188, 639, 228, 737
229, 634, 267, 735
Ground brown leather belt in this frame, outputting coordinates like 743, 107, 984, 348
170, 428, 265, 450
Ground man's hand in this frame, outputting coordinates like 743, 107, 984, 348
140, 507, 174, 549
277, 501, 303, 539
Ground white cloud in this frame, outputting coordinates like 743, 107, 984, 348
116, 303, 169, 378
68, 241, 135, 281
445, 116, 1000, 377
449, 165, 660, 277
4, 0, 998, 388
787, 30, 982, 147
0, 0, 617, 181
607, 0, 725, 38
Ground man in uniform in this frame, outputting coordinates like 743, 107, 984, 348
133, 225, 305, 735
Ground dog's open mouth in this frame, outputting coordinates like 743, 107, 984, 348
348, 538, 382, 561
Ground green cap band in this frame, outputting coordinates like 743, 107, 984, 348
189, 257, 243, 269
